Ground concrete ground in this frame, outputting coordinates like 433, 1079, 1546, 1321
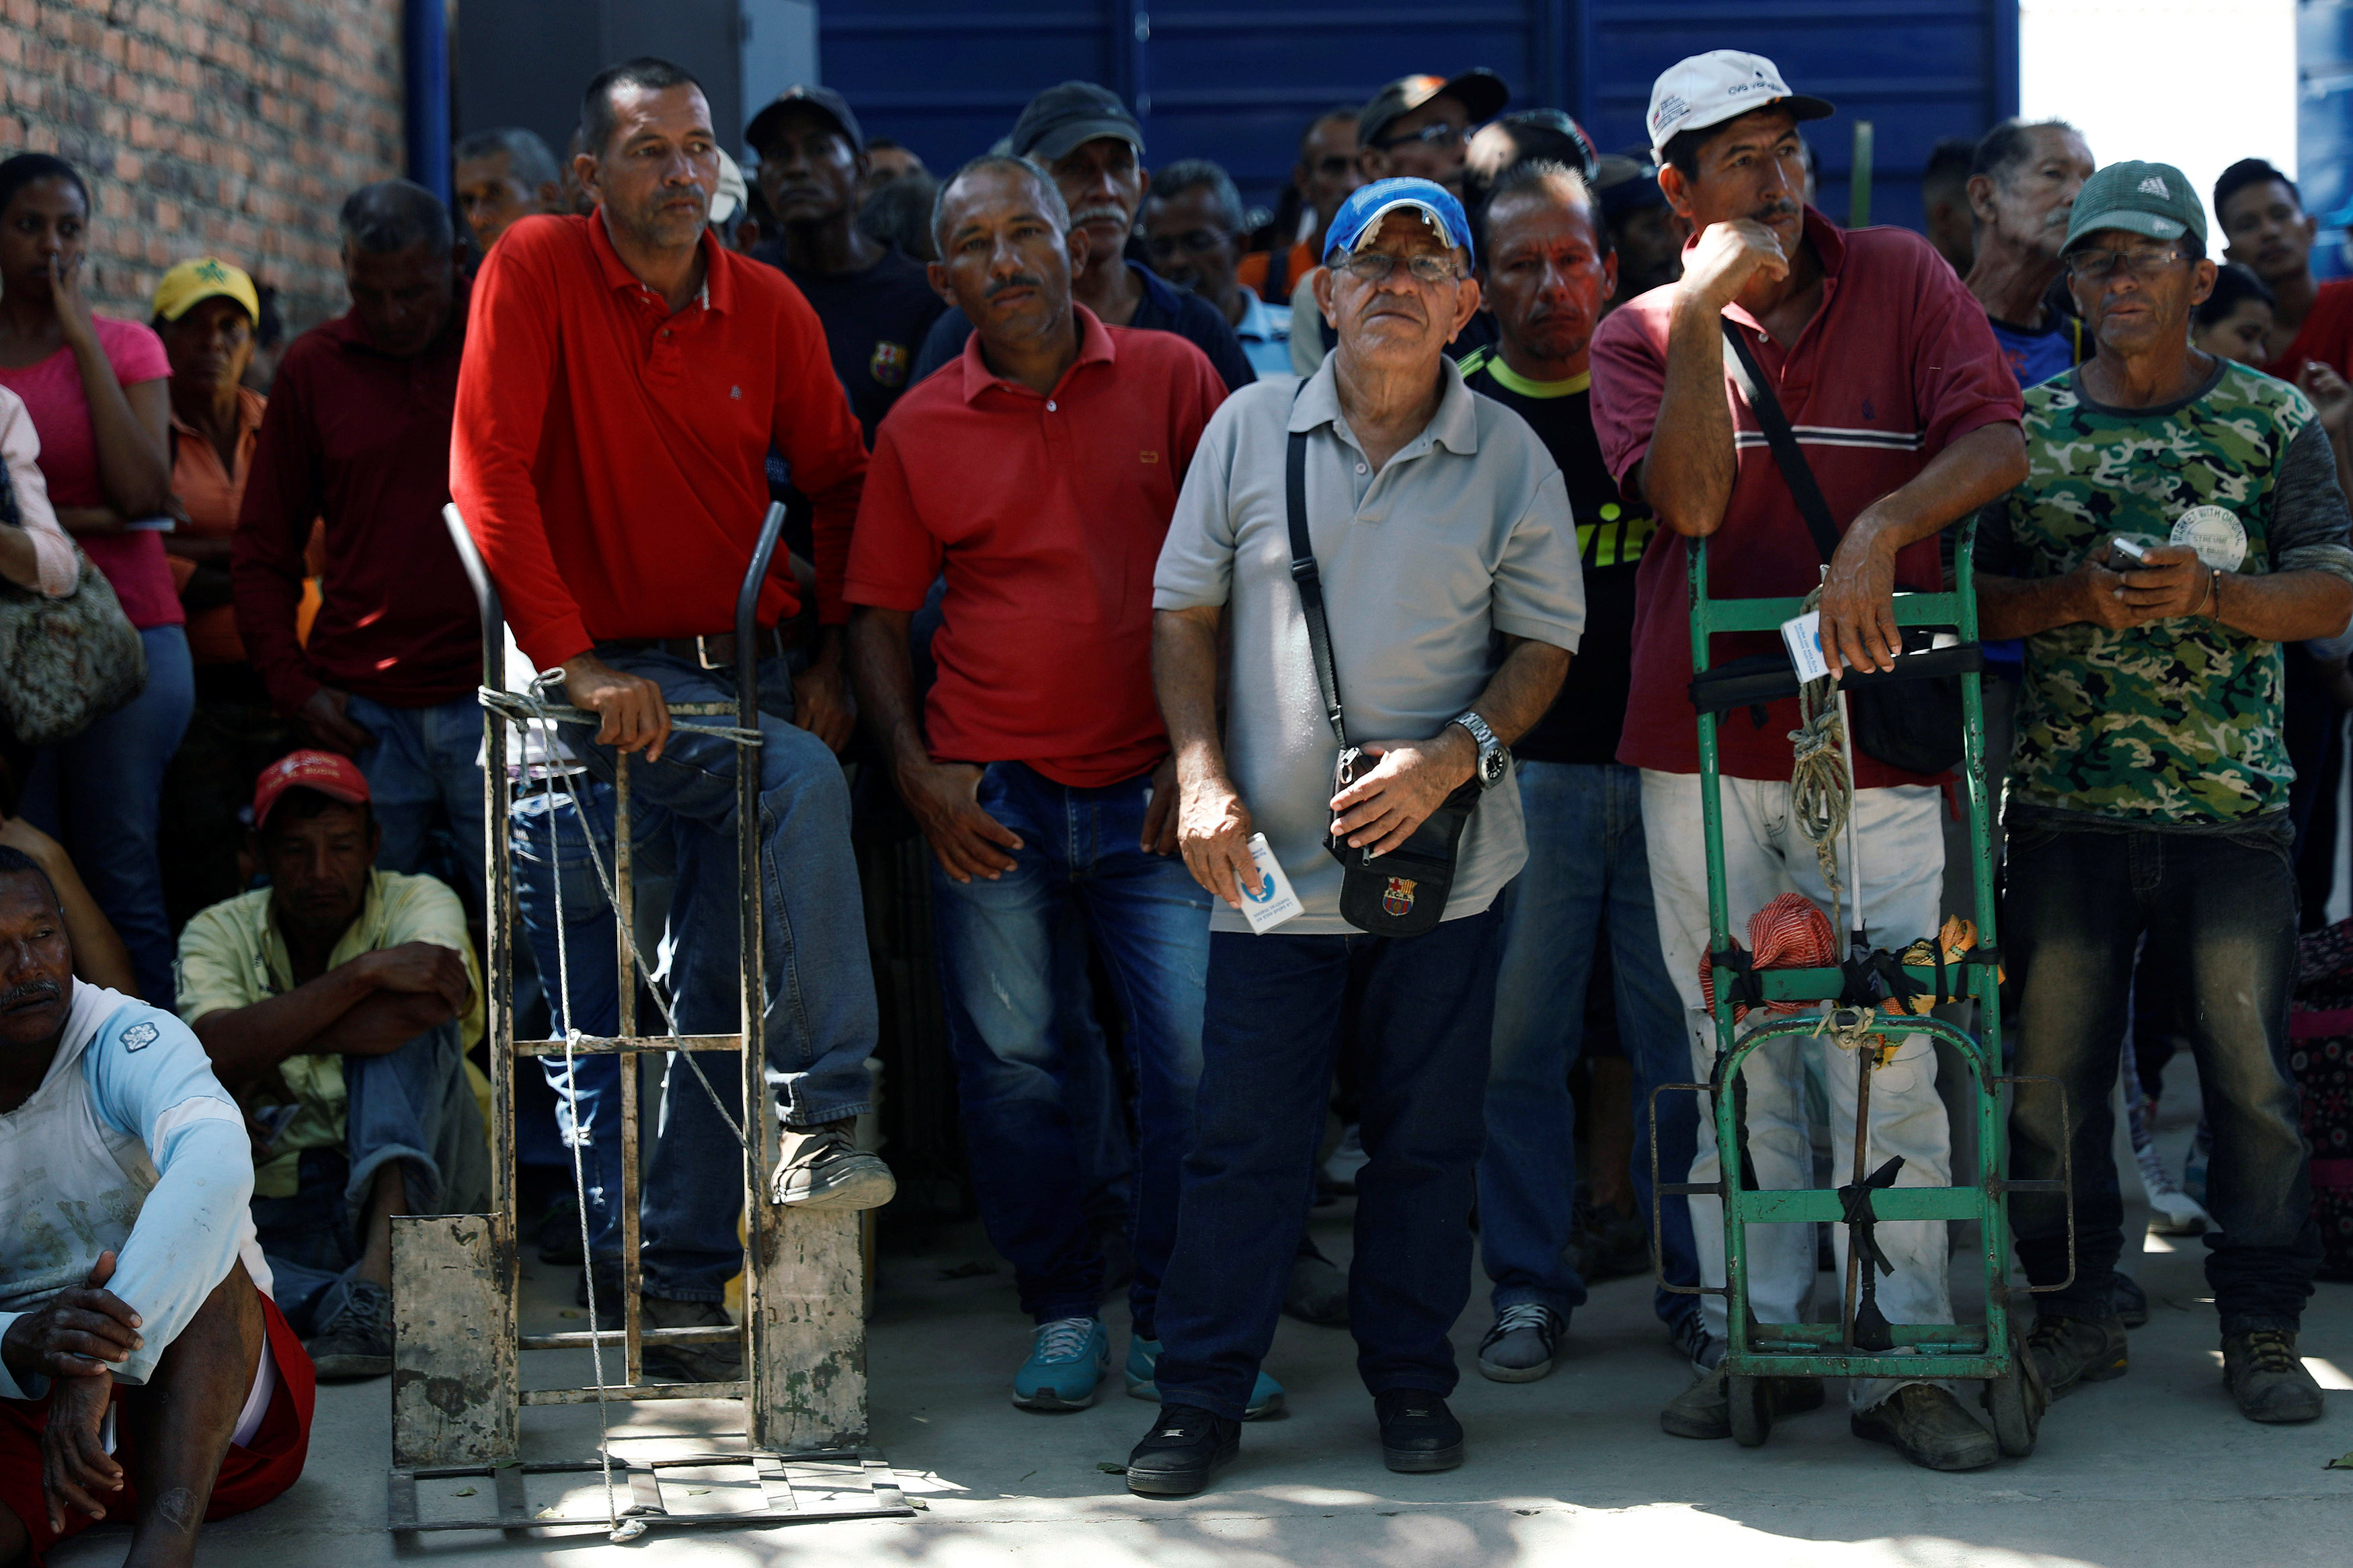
53, 1069, 2353, 1567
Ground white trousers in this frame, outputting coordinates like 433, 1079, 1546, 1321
1641, 770, 1956, 1407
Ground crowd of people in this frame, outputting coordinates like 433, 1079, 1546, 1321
0, 36, 2346, 1561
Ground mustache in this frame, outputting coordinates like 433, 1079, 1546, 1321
1752, 199, 1801, 224
985, 272, 1048, 298
1, 978, 60, 1009
1069, 204, 1130, 229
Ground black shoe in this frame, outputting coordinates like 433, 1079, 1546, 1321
2026, 1312, 2128, 1399
2110, 1270, 2149, 1329
1282, 1235, 1349, 1328
305, 1279, 393, 1380
1374, 1389, 1464, 1473
575, 1261, 625, 1332
537, 1189, 585, 1265
1126, 1404, 1240, 1497
2223, 1329, 2324, 1423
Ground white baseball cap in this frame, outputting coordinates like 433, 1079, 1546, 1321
711, 149, 748, 228
1646, 50, 1834, 161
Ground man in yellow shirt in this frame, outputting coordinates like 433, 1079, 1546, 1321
175, 751, 487, 1379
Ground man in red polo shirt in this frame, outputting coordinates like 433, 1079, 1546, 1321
450, 60, 893, 1308
1589, 50, 2025, 1471
845, 156, 1234, 1415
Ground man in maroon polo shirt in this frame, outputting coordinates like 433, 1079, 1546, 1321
844, 156, 1236, 1413
234, 179, 488, 904
450, 57, 892, 1309
1589, 50, 2026, 1471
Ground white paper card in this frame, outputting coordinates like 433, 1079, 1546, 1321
1780, 610, 1829, 684
1238, 833, 1304, 933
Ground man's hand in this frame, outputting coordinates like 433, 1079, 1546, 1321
561, 653, 672, 761
0, 1251, 141, 1387
897, 760, 1023, 884
2096, 540, 2208, 624
359, 942, 471, 1018
1679, 219, 1791, 313
1820, 514, 1903, 676
793, 655, 855, 754
1140, 755, 1181, 856
1328, 729, 1478, 858
300, 687, 374, 755
2299, 360, 2353, 438
1175, 770, 1259, 909
42, 1368, 121, 1530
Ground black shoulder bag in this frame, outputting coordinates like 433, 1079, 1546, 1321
1285, 417, 1482, 938
1718, 321, 1968, 775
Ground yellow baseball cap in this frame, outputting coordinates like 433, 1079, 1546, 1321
151, 257, 260, 325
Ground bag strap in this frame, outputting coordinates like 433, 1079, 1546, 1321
1719, 319, 1841, 565
1284, 390, 1349, 747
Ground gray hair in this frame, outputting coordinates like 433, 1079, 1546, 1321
338, 178, 453, 255
930, 155, 1070, 255
1972, 117, 2083, 185
454, 126, 560, 190
1150, 158, 1244, 232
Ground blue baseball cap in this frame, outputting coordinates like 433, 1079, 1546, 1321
1324, 177, 1476, 268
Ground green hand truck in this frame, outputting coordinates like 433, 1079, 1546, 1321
1650, 518, 2075, 1454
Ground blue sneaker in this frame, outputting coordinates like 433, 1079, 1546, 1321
1013, 1317, 1109, 1411
1125, 1337, 1285, 1420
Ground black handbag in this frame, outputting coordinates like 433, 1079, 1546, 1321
1285, 415, 1480, 938
1718, 321, 1968, 775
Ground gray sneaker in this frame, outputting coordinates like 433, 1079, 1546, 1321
2223, 1329, 2324, 1423
1476, 1303, 1565, 1383
641, 1295, 744, 1383
306, 1278, 393, 1380
771, 1119, 896, 1211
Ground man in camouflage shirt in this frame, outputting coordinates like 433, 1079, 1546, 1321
1978, 161, 2353, 1428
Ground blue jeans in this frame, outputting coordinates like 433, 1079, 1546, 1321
1152, 908, 1507, 1421
348, 692, 489, 915
22, 625, 194, 1008
2005, 810, 2321, 1333
930, 761, 1209, 1331
254, 1020, 487, 1333
1478, 761, 1700, 1326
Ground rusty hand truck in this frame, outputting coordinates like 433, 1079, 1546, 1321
383, 503, 910, 1536
1650, 518, 2074, 1454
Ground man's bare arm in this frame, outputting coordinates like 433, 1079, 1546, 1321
1153, 606, 1260, 908
1980, 542, 2353, 646
847, 606, 1023, 882
1636, 220, 1796, 537
190, 943, 468, 1093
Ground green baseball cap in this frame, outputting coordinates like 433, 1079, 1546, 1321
2063, 160, 2208, 254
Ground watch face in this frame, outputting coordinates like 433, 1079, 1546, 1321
1480, 749, 1508, 786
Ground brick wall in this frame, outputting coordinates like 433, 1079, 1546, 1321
0, 0, 405, 341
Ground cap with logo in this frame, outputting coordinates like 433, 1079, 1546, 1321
2063, 160, 2208, 254
1324, 177, 1476, 268
1009, 81, 1145, 163
711, 149, 748, 228
744, 85, 865, 157
152, 256, 260, 325
1359, 69, 1510, 150
1644, 50, 1834, 161
253, 749, 371, 831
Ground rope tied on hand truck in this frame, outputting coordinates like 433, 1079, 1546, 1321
1839, 1153, 1907, 1352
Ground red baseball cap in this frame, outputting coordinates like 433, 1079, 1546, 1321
252, 749, 370, 829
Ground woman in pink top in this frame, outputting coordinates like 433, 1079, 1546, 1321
0, 153, 191, 1008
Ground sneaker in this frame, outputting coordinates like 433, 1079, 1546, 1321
1373, 1389, 1464, 1473
1124, 1337, 1283, 1419
2111, 1270, 2150, 1329
2222, 1329, 2324, 1423
305, 1278, 394, 1380
770, 1120, 895, 1210
2137, 1139, 2211, 1236
2025, 1312, 2127, 1399
1126, 1404, 1240, 1497
1012, 1317, 1109, 1411
1668, 1311, 1724, 1374
639, 1295, 742, 1383
1282, 1235, 1349, 1328
1850, 1383, 1999, 1471
575, 1260, 625, 1332
1659, 1364, 1823, 1439
1477, 1303, 1566, 1383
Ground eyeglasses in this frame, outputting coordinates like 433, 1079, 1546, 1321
2066, 245, 2185, 282
1372, 122, 1464, 153
1310, 154, 1355, 179
1333, 250, 1464, 285
1144, 228, 1236, 259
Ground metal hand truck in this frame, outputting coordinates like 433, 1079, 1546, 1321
1651, 520, 2074, 1454
383, 503, 910, 1535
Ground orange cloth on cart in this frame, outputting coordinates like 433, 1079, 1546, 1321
1700, 892, 1837, 1024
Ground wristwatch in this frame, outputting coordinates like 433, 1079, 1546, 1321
1450, 710, 1511, 791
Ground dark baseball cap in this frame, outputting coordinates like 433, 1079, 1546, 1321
1359, 69, 1510, 149
746, 85, 864, 156
1009, 81, 1145, 163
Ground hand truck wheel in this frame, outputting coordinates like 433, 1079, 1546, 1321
1981, 1310, 2046, 1457
1727, 1374, 1773, 1447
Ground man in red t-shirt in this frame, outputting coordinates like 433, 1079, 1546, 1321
2216, 158, 2353, 385
450, 58, 893, 1287
1589, 50, 2025, 1471
846, 157, 1232, 1415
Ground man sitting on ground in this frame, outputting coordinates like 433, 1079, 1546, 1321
1, 845, 315, 1568
176, 751, 487, 1380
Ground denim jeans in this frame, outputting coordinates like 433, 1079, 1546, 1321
930, 761, 1209, 1332
1479, 761, 1700, 1327
1151, 908, 1507, 1421
2005, 810, 2320, 1333
254, 1020, 488, 1333
347, 693, 489, 915
21, 625, 194, 1009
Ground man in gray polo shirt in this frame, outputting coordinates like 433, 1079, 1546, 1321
1127, 178, 1581, 1497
